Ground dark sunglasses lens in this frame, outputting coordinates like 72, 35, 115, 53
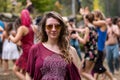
55, 24, 61, 30
46, 25, 53, 30
46, 24, 61, 30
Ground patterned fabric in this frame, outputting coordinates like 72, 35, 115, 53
84, 26, 98, 61
40, 54, 67, 80
26, 43, 81, 80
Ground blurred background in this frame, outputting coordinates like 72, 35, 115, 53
0, 0, 120, 80
0, 0, 120, 22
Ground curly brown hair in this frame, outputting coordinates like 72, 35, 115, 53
92, 10, 105, 20
37, 11, 72, 63
85, 13, 94, 23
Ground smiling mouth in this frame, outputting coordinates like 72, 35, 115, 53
52, 34, 57, 36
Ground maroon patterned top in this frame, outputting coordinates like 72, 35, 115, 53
27, 43, 81, 80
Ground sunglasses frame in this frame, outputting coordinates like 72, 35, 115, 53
46, 24, 61, 31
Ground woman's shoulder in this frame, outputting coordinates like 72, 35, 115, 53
31, 43, 42, 50
18, 25, 30, 30
69, 46, 81, 67
84, 27, 90, 33
29, 43, 42, 55
2, 31, 8, 37
17, 26, 26, 32
69, 46, 77, 56
18, 25, 30, 36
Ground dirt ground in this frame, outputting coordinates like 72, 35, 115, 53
0, 60, 119, 80
0, 62, 18, 80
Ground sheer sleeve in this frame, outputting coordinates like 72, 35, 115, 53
66, 63, 81, 80
26, 45, 37, 78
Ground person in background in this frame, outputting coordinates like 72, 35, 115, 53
26, 11, 81, 80
68, 18, 82, 61
105, 17, 120, 74
116, 18, 120, 48
73, 12, 98, 80
115, 17, 120, 69
9, 9, 34, 80
92, 10, 116, 80
26, 0, 34, 14
0, 20, 5, 65
32, 16, 43, 43
0, 22, 20, 75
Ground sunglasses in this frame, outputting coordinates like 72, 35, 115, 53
46, 24, 61, 30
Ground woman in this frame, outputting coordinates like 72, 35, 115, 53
26, 11, 81, 80
67, 18, 82, 61
9, 9, 34, 80
92, 10, 116, 80
73, 13, 98, 80
1, 22, 20, 75
0, 20, 5, 65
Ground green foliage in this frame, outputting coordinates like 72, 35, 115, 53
104, 0, 119, 17
81, 0, 93, 11
0, 0, 120, 18
0, 0, 7, 12
93, 0, 104, 14
0, 0, 23, 13
31, 0, 56, 13
81, 0, 120, 17
18, 0, 25, 5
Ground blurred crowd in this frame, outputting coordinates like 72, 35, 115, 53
0, 1, 120, 80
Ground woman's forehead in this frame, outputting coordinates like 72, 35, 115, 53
46, 17, 59, 24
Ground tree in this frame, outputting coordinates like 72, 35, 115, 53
81, 0, 93, 11
0, 0, 7, 12
31, 0, 56, 13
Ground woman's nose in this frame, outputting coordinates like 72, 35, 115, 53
51, 25, 56, 31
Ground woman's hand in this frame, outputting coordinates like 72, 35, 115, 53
10, 30, 16, 37
79, 7, 90, 15
71, 32, 79, 39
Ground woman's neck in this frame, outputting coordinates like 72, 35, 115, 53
46, 39, 58, 46
43, 40, 60, 54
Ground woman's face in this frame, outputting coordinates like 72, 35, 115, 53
117, 20, 120, 27
94, 14, 98, 21
45, 17, 61, 40
84, 18, 89, 25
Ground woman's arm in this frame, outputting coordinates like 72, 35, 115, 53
73, 27, 89, 45
16, 40, 22, 46
31, 24, 38, 33
73, 28, 85, 34
26, 45, 37, 80
93, 20, 106, 27
0, 26, 4, 32
9, 26, 27, 43
26, 72, 32, 80
1, 31, 6, 42
69, 46, 81, 75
